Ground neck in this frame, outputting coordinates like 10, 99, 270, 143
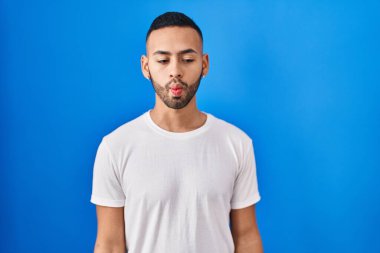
149, 95, 207, 133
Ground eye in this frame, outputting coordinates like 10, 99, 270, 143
183, 59, 194, 63
157, 59, 169, 64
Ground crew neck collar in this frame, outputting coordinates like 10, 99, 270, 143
143, 109, 214, 139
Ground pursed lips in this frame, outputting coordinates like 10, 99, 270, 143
170, 85, 184, 96
169, 84, 184, 90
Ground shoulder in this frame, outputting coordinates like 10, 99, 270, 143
101, 112, 148, 150
209, 113, 253, 145
208, 113, 255, 171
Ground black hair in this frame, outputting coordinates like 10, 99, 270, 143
146, 12, 203, 43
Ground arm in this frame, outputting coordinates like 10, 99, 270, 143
230, 204, 264, 253
94, 205, 126, 253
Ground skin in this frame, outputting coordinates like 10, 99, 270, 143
94, 206, 126, 253
94, 26, 263, 253
141, 26, 209, 132
230, 205, 264, 253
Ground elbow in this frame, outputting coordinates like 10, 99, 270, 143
234, 234, 264, 253
94, 240, 126, 253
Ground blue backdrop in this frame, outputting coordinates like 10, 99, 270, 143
1, 0, 379, 252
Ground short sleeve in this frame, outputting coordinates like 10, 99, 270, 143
90, 138, 126, 207
230, 139, 261, 209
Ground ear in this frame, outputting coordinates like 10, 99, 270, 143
201, 53, 210, 77
141, 55, 150, 80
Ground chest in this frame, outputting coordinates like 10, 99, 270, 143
121, 141, 238, 204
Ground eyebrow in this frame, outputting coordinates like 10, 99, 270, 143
153, 48, 198, 56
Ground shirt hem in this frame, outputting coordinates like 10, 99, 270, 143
90, 195, 125, 207
230, 193, 261, 209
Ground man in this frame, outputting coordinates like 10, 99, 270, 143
91, 12, 263, 253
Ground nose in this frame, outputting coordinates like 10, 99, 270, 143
169, 61, 183, 79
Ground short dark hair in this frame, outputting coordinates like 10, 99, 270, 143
146, 12, 203, 43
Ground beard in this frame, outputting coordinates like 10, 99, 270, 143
149, 71, 203, 110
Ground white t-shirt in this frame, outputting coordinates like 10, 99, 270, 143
90, 110, 261, 253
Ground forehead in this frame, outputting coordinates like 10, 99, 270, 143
146, 26, 203, 55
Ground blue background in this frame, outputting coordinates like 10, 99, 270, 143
1, 0, 379, 252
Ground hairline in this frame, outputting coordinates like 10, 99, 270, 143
145, 26, 204, 55
146, 25, 203, 45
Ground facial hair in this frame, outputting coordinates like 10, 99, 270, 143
148, 71, 203, 110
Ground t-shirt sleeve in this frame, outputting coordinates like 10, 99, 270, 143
90, 138, 126, 207
230, 139, 261, 209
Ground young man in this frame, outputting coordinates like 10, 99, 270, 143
91, 12, 263, 253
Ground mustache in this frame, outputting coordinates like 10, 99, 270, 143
165, 78, 188, 89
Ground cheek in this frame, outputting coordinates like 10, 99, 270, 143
189, 64, 203, 79
149, 65, 167, 82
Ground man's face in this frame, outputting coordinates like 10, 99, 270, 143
141, 26, 209, 110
